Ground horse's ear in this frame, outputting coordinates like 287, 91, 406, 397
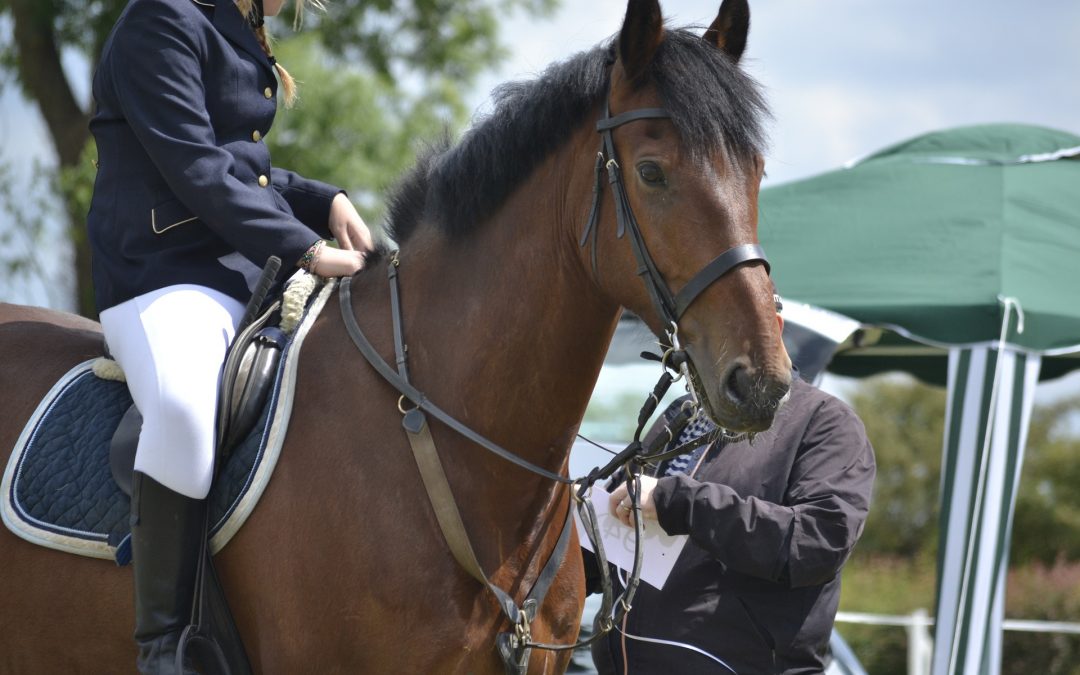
704, 0, 750, 64
618, 0, 664, 84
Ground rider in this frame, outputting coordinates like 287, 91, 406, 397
87, 0, 373, 670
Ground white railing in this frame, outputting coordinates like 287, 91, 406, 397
834, 610, 1080, 675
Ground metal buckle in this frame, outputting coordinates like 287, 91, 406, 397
397, 395, 417, 415
515, 611, 532, 645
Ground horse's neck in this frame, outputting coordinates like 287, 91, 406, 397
402, 141, 618, 468
383, 133, 618, 563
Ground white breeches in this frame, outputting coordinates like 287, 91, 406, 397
99, 285, 245, 499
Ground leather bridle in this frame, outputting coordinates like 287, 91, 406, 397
579, 90, 770, 349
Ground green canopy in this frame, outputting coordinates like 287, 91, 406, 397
757, 124, 1080, 675
760, 124, 1080, 382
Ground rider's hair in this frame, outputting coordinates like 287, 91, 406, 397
234, 0, 324, 108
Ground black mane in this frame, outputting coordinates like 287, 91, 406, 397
384, 28, 769, 245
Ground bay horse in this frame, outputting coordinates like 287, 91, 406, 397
0, 0, 791, 672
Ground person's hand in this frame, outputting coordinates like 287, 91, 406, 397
328, 192, 374, 254
609, 475, 659, 527
312, 245, 366, 277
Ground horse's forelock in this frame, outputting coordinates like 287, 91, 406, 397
651, 29, 770, 165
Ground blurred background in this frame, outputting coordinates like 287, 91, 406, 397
2, 1, 1079, 672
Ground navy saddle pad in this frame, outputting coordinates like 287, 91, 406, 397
2, 358, 282, 565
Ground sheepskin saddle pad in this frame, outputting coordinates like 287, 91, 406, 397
1, 277, 336, 564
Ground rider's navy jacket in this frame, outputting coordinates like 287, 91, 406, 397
87, 0, 339, 313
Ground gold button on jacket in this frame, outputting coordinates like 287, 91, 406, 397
258, 174, 269, 187
252, 130, 262, 142
263, 87, 273, 99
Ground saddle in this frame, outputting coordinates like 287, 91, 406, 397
0, 272, 334, 563
107, 287, 292, 498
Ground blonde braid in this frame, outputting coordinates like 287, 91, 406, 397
253, 25, 298, 107
233, 0, 302, 108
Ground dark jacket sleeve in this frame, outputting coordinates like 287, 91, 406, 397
271, 168, 341, 237
106, 2, 323, 268
652, 396, 876, 587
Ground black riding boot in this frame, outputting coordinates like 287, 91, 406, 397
130, 471, 204, 675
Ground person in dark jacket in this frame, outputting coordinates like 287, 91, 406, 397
87, 0, 373, 670
591, 374, 876, 674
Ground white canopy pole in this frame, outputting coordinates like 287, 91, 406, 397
932, 346, 1040, 674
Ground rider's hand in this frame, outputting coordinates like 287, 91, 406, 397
313, 245, 366, 277
609, 475, 659, 527
328, 192, 374, 254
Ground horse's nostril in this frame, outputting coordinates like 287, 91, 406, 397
725, 363, 753, 405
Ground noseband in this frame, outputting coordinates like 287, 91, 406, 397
579, 95, 770, 340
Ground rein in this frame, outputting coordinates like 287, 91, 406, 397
337, 78, 770, 673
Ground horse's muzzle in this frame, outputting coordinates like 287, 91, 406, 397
716, 360, 791, 432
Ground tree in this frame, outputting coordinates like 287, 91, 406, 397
1011, 393, 1080, 564
848, 376, 947, 559
0, 0, 555, 317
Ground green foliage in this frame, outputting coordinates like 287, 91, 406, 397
305, 0, 556, 81
846, 376, 947, 558
839, 554, 937, 675
1005, 559, 1080, 674
1012, 395, 1080, 564
267, 33, 464, 226
0, 158, 68, 306
1, 0, 557, 80
846, 375, 1080, 566
57, 139, 97, 223
51, 0, 128, 64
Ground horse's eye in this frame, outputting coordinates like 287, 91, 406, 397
637, 161, 666, 186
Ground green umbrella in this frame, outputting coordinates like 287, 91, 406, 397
758, 124, 1080, 675
762, 123, 1080, 378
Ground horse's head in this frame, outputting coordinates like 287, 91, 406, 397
584, 0, 791, 433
